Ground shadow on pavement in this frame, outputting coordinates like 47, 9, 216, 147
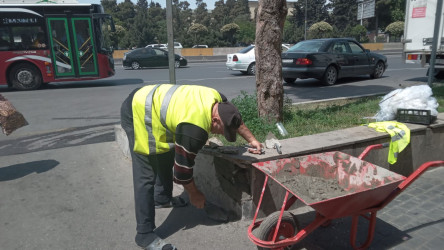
0, 159, 59, 181
0, 122, 117, 156
154, 193, 232, 239
287, 209, 410, 250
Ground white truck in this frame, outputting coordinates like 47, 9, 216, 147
403, 0, 444, 77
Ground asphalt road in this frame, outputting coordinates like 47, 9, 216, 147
0, 54, 428, 146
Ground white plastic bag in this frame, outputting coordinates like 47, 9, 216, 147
373, 85, 439, 121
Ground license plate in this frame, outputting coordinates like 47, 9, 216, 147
282, 59, 293, 63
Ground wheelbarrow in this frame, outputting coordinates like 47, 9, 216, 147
247, 143, 444, 250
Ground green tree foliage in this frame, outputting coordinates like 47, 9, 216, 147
308, 21, 333, 39
231, 0, 251, 22
221, 23, 240, 45
188, 23, 208, 45
115, 0, 136, 29
286, 0, 329, 42
211, 0, 229, 30
283, 18, 304, 44
100, 0, 406, 49
385, 21, 404, 40
329, 0, 358, 32
128, 0, 153, 48
373, 0, 405, 30
235, 20, 255, 45
194, 0, 211, 27
350, 25, 368, 43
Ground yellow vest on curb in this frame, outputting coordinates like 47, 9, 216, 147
132, 84, 222, 155
367, 121, 411, 164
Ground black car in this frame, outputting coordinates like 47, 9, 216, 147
282, 38, 387, 85
123, 47, 187, 70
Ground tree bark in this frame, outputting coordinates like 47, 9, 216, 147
255, 0, 287, 122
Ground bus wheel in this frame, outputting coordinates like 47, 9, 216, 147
10, 63, 42, 90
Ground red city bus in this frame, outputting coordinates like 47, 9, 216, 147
0, 3, 115, 90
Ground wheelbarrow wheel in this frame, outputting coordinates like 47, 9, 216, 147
256, 211, 299, 250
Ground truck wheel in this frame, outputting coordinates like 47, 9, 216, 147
370, 61, 385, 79
434, 70, 444, 79
255, 211, 299, 250
9, 63, 42, 90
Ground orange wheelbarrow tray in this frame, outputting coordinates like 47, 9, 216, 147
247, 143, 444, 250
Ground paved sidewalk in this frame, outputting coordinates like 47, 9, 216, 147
0, 140, 443, 250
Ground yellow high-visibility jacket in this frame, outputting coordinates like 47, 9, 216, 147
367, 121, 411, 164
132, 84, 222, 155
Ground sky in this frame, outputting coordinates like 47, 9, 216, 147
78, 0, 218, 10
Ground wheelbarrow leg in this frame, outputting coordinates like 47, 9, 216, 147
350, 211, 377, 250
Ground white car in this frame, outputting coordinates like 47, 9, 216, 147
166, 42, 183, 49
192, 45, 208, 48
146, 44, 167, 50
226, 44, 290, 75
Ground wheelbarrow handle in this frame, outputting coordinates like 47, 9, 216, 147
358, 143, 390, 160
380, 160, 444, 208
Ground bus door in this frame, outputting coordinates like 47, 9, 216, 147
47, 17, 98, 78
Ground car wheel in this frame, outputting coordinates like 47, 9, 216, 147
322, 65, 337, 86
9, 63, 42, 90
284, 78, 296, 84
174, 60, 181, 68
131, 61, 140, 70
247, 63, 256, 75
370, 61, 385, 79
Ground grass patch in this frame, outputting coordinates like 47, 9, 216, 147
220, 85, 444, 145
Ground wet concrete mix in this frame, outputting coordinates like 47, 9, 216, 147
274, 167, 349, 204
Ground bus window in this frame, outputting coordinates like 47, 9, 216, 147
0, 28, 11, 50
97, 16, 114, 53
72, 18, 97, 75
48, 18, 74, 75
10, 26, 46, 50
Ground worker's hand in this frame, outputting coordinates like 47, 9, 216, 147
247, 140, 263, 154
188, 189, 206, 209
183, 180, 206, 209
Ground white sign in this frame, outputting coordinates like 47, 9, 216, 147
357, 0, 375, 20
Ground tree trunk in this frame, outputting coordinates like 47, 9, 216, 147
255, 0, 287, 122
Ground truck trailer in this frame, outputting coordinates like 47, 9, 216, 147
403, 0, 444, 78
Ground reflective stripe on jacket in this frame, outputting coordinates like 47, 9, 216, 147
367, 121, 411, 164
132, 84, 222, 155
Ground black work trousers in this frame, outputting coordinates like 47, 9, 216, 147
120, 93, 174, 234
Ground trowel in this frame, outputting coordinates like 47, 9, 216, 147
265, 132, 282, 154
